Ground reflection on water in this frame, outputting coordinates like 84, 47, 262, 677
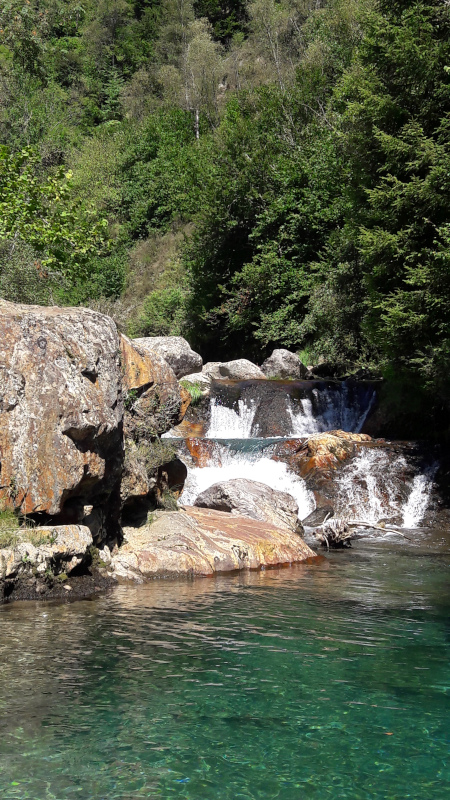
0, 540, 449, 800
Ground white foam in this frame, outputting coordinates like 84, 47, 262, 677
333, 448, 435, 528
206, 398, 258, 438
180, 446, 316, 521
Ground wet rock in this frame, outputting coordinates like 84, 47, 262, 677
262, 349, 308, 379
0, 300, 124, 521
111, 507, 316, 581
219, 360, 265, 380
273, 431, 372, 484
193, 479, 303, 535
132, 336, 202, 379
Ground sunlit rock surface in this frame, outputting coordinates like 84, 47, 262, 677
112, 506, 316, 580
262, 349, 308, 379
132, 336, 202, 379
193, 478, 304, 535
0, 525, 92, 580
0, 300, 124, 519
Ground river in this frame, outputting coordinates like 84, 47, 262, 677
0, 533, 448, 799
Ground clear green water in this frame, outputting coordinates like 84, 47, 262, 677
0, 540, 448, 800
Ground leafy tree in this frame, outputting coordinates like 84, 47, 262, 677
0, 145, 110, 299
339, 0, 450, 389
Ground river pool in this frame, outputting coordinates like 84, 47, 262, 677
0, 536, 448, 799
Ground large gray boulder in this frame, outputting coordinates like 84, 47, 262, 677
203, 362, 223, 380
0, 300, 124, 523
193, 479, 304, 535
261, 349, 307, 379
219, 359, 265, 380
133, 336, 202, 379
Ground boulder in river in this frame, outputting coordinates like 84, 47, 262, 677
262, 349, 308, 379
111, 506, 316, 580
132, 336, 202, 379
193, 478, 304, 535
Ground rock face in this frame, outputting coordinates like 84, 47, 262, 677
262, 349, 307, 379
193, 479, 303, 535
0, 525, 93, 580
218, 359, 265, 380
111, 506, 316, 580
133, 336, 202, 379
0, 300, 124, 523
122, 336, 188, 440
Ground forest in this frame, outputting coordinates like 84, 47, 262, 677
1, 0, 449, 432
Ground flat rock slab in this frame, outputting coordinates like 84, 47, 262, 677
113, 507, 317, 581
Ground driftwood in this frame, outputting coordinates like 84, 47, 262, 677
314, 517, 413, 549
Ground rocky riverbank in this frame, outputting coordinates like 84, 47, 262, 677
0, 302, 318, 603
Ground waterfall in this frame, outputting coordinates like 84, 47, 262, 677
287, 385, 376, 436
207, 398, 259, 439
171, 376, 437, 537
205, 382, 377, 439
402, 468, 437, 528
179, 443, 316, 521
332, 449, 436, 529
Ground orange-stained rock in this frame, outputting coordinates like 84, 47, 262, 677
185, 437, 219, 467
122, 337, 188, 440
0, 300, 124, 519
273, 430, 373, 483
120, 335, 156, 392
165, 418, 206, 438
111, 506, 317, 580
179, 386, 191, 419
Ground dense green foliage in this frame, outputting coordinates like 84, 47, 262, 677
1, 0, 449, 430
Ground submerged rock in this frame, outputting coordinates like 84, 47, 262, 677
111, 506, 316, 580
262, 349, 307, 379
193, 478, 303, 535
132, 336, 202, 379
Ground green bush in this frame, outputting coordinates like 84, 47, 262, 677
129, 287, 187, 337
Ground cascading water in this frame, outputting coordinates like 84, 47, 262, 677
288, 385, 376, 436
207, 398, 258, 439
179, 442, 316, 520
331, 448, 436, 529
172, 377, 436, 536
205, 381, 377, 438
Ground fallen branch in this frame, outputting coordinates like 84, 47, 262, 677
314, 518, 414, 549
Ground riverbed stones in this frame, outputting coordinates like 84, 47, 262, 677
111, 507, 316, 580
132, 336, 202, 379
193, 479, 304, 535
122, 336, 188, 440
262, 349, 308, 379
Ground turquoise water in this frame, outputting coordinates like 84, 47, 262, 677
0, 540, 448, 800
